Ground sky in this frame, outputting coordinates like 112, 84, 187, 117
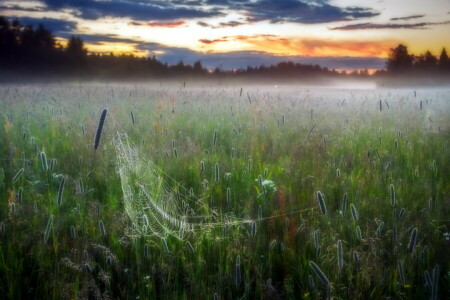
1, 0, 449, 71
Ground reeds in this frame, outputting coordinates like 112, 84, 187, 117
235, 255, 241, 286
317, 191, 327, 216
350, 204, 359, 222
44, 215, 53, 244
94, 108, 108, 150
407, 228, 418, 254
57, 176, 65, 206
337, 240, 344, 270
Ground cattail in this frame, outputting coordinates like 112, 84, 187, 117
83, 263, 92, 273
235, 255, 241, 285
81, 124, 85, 136
376, 222, 384, 239
82, 249, 89, 260
356, 226, 362, 240
40, 152, 48, 171
399, 208, 405, 219
317, 191, 327, 216
57, 176, 65, 206
394, 138, 398, 148
431, 265, 439, 300
309, 261, 329, 286
173, 148, 178, 158
424, 271, 432, 287
144, 244, 150, 258
247, 159, 252, 172
258, 175, 263, 189
200, 161, 205, 173
337, 240, 344, 270
106, 256, 112, 267
308, 274, 315, 290
98, 220, 106, 236
130, 110, 135, 125
390, 184, 396, 207
251, 221, 257, 237
226, 187, 231, 203
49, 158, 56, 171
341, 193, 348, 215
336, 168, 341, 178
269, 239, 277, 250
44, 215, 53, 244
0, 222, 5, 235
316, 246, 322, 258
215, 163, 219, 182
392, 225, 398, 243
70, 225, 76, 239
397, 260, 406, 286
407, 228, 418, 254
93, 108, 108, 150
352, 250, 360, 264
12, 168, 24, 183
313, 229, 320, 248
350, 203, 359, 222
213, 129, 218, 147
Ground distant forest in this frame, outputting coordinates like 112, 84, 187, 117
1, 16, 449, 81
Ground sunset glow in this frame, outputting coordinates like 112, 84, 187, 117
1, 0, 449, 70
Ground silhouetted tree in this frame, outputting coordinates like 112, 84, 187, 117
387, 44, 413, 73
66, 36, 87, 66
415, 51, 437, 72
439, 48, 449, 72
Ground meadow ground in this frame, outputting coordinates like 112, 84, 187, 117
0, 82, 449, 299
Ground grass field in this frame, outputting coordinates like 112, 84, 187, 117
0, 83, 449, 299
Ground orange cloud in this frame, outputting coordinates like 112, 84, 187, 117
223, 35, 395, 57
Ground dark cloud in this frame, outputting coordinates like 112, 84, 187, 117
13, 17, 76, 33
40, 0, 222, 21
196, 20, 246, 28
198, 38, 228, 44
331, 21, 450, 30
128, 21, 186, 27
66, 33, 141, 44
218, 20, 246, 27
5, 0, 380, 26
197, 21, 210, 27
390, 14, 424, 21
243, 0, 379, 24
0, 4, 44, 12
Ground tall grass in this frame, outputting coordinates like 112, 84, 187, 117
0, 83, 448, 299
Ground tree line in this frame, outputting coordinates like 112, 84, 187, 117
385, 44, 450, 74
0, 17, 449, 81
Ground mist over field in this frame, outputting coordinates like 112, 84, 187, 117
1, 0, 450, 298
0, 82, 449, 299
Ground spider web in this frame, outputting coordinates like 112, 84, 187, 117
114, 132, 253, 240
